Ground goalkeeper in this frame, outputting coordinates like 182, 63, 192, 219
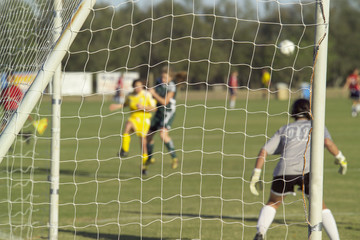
250, 98, 346, 240
109, 79, 156, 173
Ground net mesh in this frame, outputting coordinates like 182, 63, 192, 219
0, 1, 325, 239
0, 0, 83, 131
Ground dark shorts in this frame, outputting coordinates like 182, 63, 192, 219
150, 110, 175, 132
229, 88, 237, 96
271, 173, 309, 196
350, 90, 360, 100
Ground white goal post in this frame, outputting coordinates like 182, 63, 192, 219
0, 0, 332, 239
0, 1, 96, 239
0, 0, 96, 162
310, 0, 331, 239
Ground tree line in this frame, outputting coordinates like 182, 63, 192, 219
62, 0, 360, 89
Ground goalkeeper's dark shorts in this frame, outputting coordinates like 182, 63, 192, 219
270, 173, 309, 196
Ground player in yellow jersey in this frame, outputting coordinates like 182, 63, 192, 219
261, 69, 271, 99
109, 79, 156, 174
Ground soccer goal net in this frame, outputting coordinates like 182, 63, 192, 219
0, 0, 330, 239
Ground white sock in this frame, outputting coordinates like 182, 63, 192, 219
257, 205, 276, 235
356, 104, 360, 112
229, 100, 235, 108
322, 209, 340, 240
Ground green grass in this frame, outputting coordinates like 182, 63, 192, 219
0, 95, 359, 239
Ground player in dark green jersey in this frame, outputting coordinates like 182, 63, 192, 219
144, 66, 178, 175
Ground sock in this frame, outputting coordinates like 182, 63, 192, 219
322, 209, 340, 240
229, 100, 235, 108
352, 105, 356, 113
257, 205, 276, 235
356, 104, 360, 113
122, 133, 131, 152
142, 153, 148, 165
147, 142, 154, 160
165, 140, 176, 158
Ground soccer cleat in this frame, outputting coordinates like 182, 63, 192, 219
352, 111, 357, 117
253, 233, 264, 240
171, 158, 178, 169
144, 156, 155, 166
141, 165, 148, 176
118, 149, 128, 158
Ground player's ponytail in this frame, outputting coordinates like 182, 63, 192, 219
291, 98, 311, 120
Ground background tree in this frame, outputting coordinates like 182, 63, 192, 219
64, 0, 360, 89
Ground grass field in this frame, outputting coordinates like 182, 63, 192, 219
0, 91, 359, 239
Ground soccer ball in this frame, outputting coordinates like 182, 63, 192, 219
279, 40, 295, 56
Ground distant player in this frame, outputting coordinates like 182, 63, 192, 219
250, 98, 346, 240
0, 80, 24, 132
343, 68, 360, 117
145, 66, 178, 175
261, 69, 271, 99
228, 71, 238, 108
109, 79, 156, 172
300, 82, 311, 100
113, 75, 125, 104
0, 73, 47, 138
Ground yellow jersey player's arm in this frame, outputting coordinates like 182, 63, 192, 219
109, 96, 129, 112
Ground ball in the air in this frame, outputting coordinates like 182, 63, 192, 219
279, 40, 295, 56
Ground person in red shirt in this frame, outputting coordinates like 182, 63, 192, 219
343, 68, 360, 117
1, 84, 23, 110
0, 83, 24, 131
113, 75, 125, 104
1, 73, 47, 140
228, 70, 238, 109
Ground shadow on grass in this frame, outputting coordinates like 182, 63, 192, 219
123, 210, 258, 223
0, 166, 133, 179
121, 210, 310, 228
59, 229, 185, 240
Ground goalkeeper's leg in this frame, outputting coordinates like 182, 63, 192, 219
256, 205, 276, 237
322, 207, 340, 240
254, 193, 283, 238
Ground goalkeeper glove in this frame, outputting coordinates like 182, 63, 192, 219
250, 168, 263, 196
334, 151, 347, 175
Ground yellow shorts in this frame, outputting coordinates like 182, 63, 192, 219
128, 115, 151, 137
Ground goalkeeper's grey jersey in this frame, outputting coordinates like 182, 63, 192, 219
263, 120, 332, 176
